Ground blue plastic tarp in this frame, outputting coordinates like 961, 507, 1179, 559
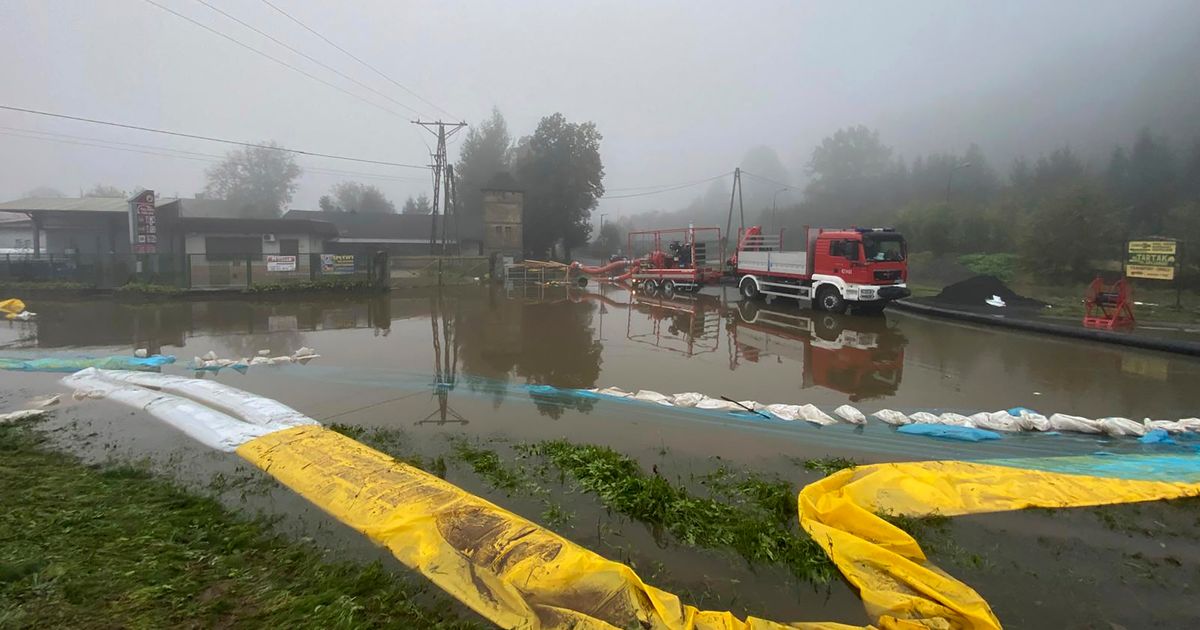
0, 355, 175, 373
898, 423, 1002, 442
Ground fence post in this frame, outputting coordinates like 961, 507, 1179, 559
309, 253, 317, 282
246, 254, 253, 289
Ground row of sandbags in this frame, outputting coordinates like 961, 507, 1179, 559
188, 347, 320, 372
587, 386, 1200, 438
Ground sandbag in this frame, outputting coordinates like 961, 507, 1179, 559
1138, 429, 1176, 445
971, 411, 1021, 432
670, 392, 706, 407
938, 412, 974, 427
592, 386, 633, 398
872, 409, 911, 426
1048, 413, 1103, 434
1098, 417, 1147, 437
632, 390, 674, 405
0, 409, 46, 423
908, 411, 940, 424
834, 404, 866, 424
695, 397, 745, 412
1014, 411, 1051, 432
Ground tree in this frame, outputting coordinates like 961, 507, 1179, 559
455, 108, 512, 241
24, 186, 65, 198
804, 126, 897, 219
203, 142, 301, 218
401, 194, 433, 215
1123, 128, 1178, 234
318, 182, 395, 213
513, 113, 605, 258
1021, 182, 1121, 277
593, 221, 625, 256
84, 184, 125, 198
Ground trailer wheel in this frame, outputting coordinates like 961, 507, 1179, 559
815, 286, 847, 314
643, 278, 659, 293
739, 277, 760, 300
662, 279, 676, 294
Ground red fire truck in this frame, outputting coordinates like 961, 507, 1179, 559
733, 226, 910, 314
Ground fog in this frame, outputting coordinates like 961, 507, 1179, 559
2, 0, 1198, 219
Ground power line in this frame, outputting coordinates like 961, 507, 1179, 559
188, 0, 430, 119
0, 127, 429, 183
0, 104, 429, 169
257, 0, 459, 121
740, 170, 803, 190
140, 0, 412, 122
600, 172, 732, 199
605, 171, 732, 192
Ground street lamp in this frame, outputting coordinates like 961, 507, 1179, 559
772, 188, 789, 228
945, 162, 972, 204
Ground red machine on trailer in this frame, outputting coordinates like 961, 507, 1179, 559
624, 226, 724, 293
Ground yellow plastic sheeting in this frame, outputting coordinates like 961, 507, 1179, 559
798, 459, 1200, 630
237, 425, 859, 630
1, 298, 26, 319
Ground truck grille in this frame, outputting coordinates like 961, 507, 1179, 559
874, 269, 901, 282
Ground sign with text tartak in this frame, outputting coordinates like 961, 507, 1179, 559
1126, 239, 1178, 281
128, 190, 157, 254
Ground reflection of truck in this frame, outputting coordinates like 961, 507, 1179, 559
728, 302, 906, 401
733, 226, 910, 314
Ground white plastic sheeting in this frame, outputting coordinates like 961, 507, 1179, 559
60, 368, 308, 451
834, 405, 867, 425
872, 409, 912, 426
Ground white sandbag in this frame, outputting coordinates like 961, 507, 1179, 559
908, 412, 940, 424
938, 412, 974, 427
695, 397, 745, 411
764, 404, 803, 421
670, 392, 706, 407
796, 404, 838, 426
739, 400, 766, 412
1145, 417, 1200, 433
62, 369, 273, 451
250, 356, 271, 365
971, 411, 1020, 432
29, 394, 61, 408
1014, 411, 1051, 432
0, 409, 46, 423
268, 356, 294, 365
1048, 413, 1103, 434
134, 348, 148, 358
257, 349, 271, 356
834, 404, 867, 424
293, 347, 317, 358
87, 370, 317, 429
202, 350, 217, 361
1098, 416, 1146, 437
593, 386, 632, 398
633, 390, 674, 405
872, 409, 911, 426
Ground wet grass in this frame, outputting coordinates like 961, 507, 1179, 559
795, 456, 859, 477
327, 423, 444, 475
527, 440, 838, 584
0, 420, 478, 629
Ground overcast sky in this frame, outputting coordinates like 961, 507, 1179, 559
2, 0, 1197, 218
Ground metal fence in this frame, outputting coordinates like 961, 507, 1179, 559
0, 252, 385, 290
388, 256, 489, 286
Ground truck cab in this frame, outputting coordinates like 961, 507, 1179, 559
735, 226, 910, 315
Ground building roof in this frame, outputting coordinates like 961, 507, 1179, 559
0, 211, 31, 225
162, 198, 273, 219
481, 171, 523, 192
0, 196, 130, 213
283, 210, 452, 243
181, 216, 339, 237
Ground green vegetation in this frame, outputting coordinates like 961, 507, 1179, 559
529, 440, 837, 584
0, 281, 92, 293
242, 278, 381, 294
327, 423, 434, 472
0, 420, 477, 629
797, 456, 859, 477
115, 282, 185, 297
957, 253, 1019, 283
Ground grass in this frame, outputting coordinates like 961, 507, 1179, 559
528, 440, 838, 584
115, 282, 185, 297
957, 253, 1019, 283
242, 278, 382, 294
0, 419, 478, 629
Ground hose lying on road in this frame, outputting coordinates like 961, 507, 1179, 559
59, 368, 1200, 630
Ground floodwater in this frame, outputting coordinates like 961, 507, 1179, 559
3, 284, 1200, 627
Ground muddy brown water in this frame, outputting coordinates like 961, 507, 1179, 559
2, 284, 1199, 628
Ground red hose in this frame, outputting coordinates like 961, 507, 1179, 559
570, 259, 631, 276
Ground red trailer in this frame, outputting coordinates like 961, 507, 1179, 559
625, 226, 723, 293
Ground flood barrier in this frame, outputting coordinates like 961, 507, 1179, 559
58, 369, 1200, 629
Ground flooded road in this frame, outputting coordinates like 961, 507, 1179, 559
3, 284, 1200, 627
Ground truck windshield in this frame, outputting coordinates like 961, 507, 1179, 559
863, 236, 905, 262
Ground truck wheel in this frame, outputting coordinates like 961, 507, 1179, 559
815, 286, 847, 314
740, 277, 760, 300
662, 279, 676, 294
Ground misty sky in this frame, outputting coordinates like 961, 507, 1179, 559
2, 0, 1198, 219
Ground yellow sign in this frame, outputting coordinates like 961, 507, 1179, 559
1126, 239, 1178, 280
1128, 240, 1176, 255
1126, 264, 1175, 280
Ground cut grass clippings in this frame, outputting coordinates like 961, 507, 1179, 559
0, 420, 478, 630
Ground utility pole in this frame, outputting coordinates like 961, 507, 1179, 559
724, 167, 745, 249
412, 120, 467, 255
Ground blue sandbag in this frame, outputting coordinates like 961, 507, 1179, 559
0, 355, 175, 373
897, 423, 1002, 442
1007, 406, 1038, 417
1138, 429, 1176, 445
